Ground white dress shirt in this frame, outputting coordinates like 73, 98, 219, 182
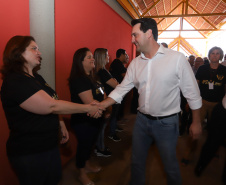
109, 44, 202, 116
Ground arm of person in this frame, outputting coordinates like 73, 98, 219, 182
189, 108, 202, 140
99, 97, 116, 110
106, 78, 118, 89
59, 115, 69, 144
179, 55, 202, 140
19, 90, 103, 116
78, 89, 104, 118
78, 89, 96, 104
222, 94, 226, 109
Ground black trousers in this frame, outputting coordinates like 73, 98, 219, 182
8, 147, 61, 185
196, 103, 226, 182
71, 123, 99, 168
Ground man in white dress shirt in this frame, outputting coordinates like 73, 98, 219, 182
100, 18, 202, 185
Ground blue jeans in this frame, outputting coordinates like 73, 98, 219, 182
130, 112, 182, 185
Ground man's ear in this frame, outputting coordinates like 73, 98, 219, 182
146, 29, 153, 39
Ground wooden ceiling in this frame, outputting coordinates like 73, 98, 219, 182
117, 0, 226, 38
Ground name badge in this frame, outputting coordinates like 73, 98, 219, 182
209, 82, 214, 89
98, 87, 104, 95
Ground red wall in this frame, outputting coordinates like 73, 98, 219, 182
0, 1, 30, 184
55, 0, 133, 101
55, 0, 133, 164
0, 0, 133, 183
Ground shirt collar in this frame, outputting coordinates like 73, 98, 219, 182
140, 44, 165, 60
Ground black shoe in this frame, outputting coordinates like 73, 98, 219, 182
94, 147, 112, 157
108, 135, 121, 142
115, 127, 123, 132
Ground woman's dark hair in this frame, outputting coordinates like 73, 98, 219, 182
68, 47, 91, 84
0, 35, 35, 79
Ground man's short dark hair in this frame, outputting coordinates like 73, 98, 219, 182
116, 49, 126, 58
131, 18, 158, 41
161, 42, 168, 48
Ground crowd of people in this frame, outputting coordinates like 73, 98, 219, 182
0, 17, 226, 185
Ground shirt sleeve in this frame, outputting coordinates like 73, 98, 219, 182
70, 76, 92, 94
109, 61, 135, 103
98, 69, 112, 84
3, 74, 41, 105
178, 54, 202, 110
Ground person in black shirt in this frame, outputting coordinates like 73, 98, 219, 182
94, 48, 121, 144
69, 48, 105, 185
195, 94, 226, 185
0, 36, 102, 185
109, 49, 127, 84
109, 49, 128, 122
196, 46, 226, 125
182, 46, 226, 165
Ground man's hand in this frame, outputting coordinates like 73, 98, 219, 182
87, 101, 105, 118
189, 108, 202, 140
189, 121, 202, 140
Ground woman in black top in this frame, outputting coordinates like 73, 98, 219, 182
68, 48, 105, 185
0, 36, 101, 185
195, 94, 226, 184
94, 48, 121, 144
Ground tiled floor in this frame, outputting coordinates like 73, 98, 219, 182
59, 113, 226, 185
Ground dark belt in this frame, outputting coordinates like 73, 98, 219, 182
139, 111, 178, 120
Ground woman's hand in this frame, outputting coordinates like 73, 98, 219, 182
87, 101, 105, 118
59, 120, 69, 144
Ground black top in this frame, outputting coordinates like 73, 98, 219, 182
1, 73, 59, 156
196, 64, 226, 102
69, 76, 104, 127
210, 102, 226, 129
109, 59, 127, 83
97, 68, 114, 96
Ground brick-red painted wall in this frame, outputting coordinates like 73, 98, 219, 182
55, 0, 133, 102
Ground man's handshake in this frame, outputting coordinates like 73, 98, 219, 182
87, 100, 105, 118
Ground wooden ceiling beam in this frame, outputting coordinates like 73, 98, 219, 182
163, 0, 167, 25
185, 0, 188, 15
159, 37, 206, 39
180, 37, 201, 56
116, 0, 139, 19
188, 3, 217, 29
158, 18, 179, 35
157, 2, 183, 24
128, 0, 141, 18
183, 17, 207, 38
158, 29, 225, 31
145, 12, 226, 18
141, 0, 161, 17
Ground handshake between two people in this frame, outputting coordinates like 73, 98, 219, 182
87, 100, 106, 119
